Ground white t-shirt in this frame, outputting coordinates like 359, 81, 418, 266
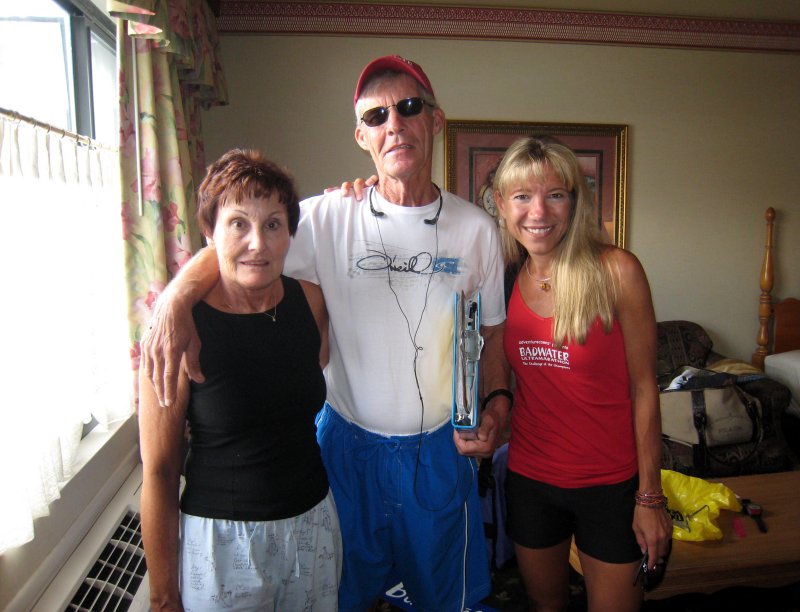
285, 186, 505, 435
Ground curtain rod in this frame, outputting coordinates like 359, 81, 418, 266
0, 107, 117, 152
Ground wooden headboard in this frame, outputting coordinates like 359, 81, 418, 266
752, 207, 800, 369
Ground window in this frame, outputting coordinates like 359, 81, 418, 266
0, 0, 118, 142
0, 0, 133, 564
0, 1, 74, 130
89, 28, 117, 144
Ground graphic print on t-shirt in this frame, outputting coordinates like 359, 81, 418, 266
517, 338, 570, 370
349, 239, 460, 287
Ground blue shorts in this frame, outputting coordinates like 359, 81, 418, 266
506, 469, 642, 564
316, 404, 491, 612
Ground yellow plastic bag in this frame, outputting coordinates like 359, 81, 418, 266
661, 469, 742, 541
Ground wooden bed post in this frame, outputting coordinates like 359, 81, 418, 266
752, 207, 775, 370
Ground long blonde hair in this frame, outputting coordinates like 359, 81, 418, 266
493, 136, 616, 346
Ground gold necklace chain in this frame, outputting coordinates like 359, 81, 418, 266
263, 297, 277, 322
525, 258, 551, 291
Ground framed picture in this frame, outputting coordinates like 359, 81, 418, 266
444, 120, 628, 247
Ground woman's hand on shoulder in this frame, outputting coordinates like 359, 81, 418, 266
323, 176, 378, 200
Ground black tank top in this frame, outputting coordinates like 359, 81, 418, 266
181, 276, 328, 521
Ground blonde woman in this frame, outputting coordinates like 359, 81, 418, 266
493, 136, 671, 612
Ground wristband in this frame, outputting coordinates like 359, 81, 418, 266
481, 388, 513, 411
635, 490, 668, 509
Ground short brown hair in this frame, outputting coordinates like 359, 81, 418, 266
196, 149, 300, 237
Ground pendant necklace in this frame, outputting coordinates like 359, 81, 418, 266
262, 297, 277, 322
525, 258, 551, 291
224, 294, 278, 321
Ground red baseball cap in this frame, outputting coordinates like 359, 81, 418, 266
354, 55, 435, 108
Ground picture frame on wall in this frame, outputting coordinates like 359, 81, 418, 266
444, 120, 628, 248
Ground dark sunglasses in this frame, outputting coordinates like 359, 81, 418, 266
359, 97, 435, 127
633, 539, 672, 592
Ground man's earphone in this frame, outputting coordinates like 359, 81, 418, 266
370, 184, 443, 225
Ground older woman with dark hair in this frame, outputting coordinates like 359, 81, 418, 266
139, 149, 340, 612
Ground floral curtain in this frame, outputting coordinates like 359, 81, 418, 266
108, 0, 228, 393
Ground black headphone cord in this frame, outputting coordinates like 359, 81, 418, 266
372, 192, 463, 512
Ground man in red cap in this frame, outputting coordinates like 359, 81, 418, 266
141, 55, 510, 611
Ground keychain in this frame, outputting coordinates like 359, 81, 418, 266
741, 498, 768, 533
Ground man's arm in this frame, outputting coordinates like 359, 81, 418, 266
453, 321, 511, 458
140, 246, 220, 407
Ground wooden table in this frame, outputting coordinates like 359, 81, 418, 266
569, 471, 800, 600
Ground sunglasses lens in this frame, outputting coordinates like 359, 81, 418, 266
362, 107, 388, 127
361, 98, 428, 127
396, 97, 425, 117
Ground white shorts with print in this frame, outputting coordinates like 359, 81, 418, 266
179, 489, 341, 611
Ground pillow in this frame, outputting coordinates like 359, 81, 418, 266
765, 350, 800, 418
707, 358, 763, 377
656, 320, 714, 382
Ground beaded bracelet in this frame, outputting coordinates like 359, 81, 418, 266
636, 488, 663, 497
635, 489, 668, 508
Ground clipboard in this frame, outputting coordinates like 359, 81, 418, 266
452, 291, 484, 438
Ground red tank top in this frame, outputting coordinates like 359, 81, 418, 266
504, 280, 637, 487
